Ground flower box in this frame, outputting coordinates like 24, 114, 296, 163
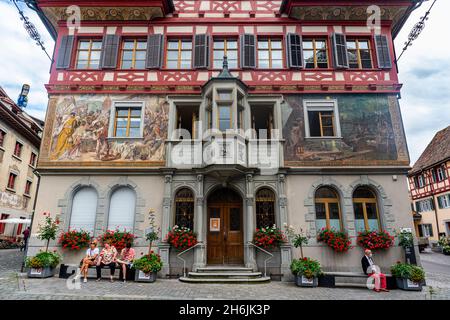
295, 275, 318, 287
134, 270, 157, 283
27, 267, 55, 278
395, 278, 423, 291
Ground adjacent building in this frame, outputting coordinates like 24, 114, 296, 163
409, 126, 450, 243
28, 0, 423, 280
0, 86, 43, 240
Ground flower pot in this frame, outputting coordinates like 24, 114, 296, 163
27, 267, 55, 278
134, 270, 157, 283
295, 275, 318, 287
395, 278, 423, 291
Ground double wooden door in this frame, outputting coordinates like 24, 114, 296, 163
207, 204, 244, 265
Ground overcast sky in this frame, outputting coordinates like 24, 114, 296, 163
0, 0, 448, 164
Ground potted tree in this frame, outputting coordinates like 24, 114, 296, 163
290, 257, 322, 287
26, 213, 60, 278
132, 251, 163, 282
390, 262, 425, 291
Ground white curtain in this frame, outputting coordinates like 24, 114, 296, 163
107, 187, 136, 232
70, 188, 98, 233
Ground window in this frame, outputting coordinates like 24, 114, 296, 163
120, 39, 147, 69
347, 39, 372, 69
438, 194, 450, 209
29, 152, 37, 167
7, 172, 17, 190
304, 100, 340, 138
174, 188, 195, 230
0, 214, 9, 234
315, 187, 342, 231
353, 187, 381, 232
437, 166, 447, 182
216, 90, 233, 131
24, 180, 32, 195
16, 217, 26, 235
419, 224, 433, 238
167, 39, 192, 69
213, 39, 238, 69
303, 38, 328, 69
416, 198, 434, 213
256, 188, 276, 228
218, 106, 232, 131
251, 105, 274, 139
76, 39, 102, 69
258, 39, 283, 69
112, 103, 143, 138
175, 105, 199, 139
70, 187, 98, 234
418, 175, 425, 188
431, 169, 437, 183
14, 141, 23, 158
108, 187, 136, 232
0, 129, 5, 147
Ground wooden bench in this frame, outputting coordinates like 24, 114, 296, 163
59, 263, 135, 281
319, 272, 396, 289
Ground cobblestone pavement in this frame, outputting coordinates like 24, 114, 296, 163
0, 249, 448, 300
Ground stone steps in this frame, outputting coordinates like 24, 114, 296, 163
179, 276, 271, 284
179, 266, 270, 284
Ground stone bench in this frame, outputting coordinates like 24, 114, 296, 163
319, 272, 396, 289
59, 263, 135, 280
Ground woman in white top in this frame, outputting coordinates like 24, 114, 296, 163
80, 241, 99, 283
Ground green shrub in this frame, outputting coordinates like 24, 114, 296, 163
390, 262, 425, 283
290, 257, 322, 279
25, 251, 60, 268
132, 252, 163, 274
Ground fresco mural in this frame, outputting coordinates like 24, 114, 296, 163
283, 94, 406, 164
49, 94, 168, 162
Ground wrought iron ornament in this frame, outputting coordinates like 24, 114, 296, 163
397, 0, 437, 62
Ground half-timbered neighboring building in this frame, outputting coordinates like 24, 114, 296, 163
28, 0, 423, 280
409, 126, 450, 243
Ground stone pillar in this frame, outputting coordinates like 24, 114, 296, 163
193, 174, 206, 270
278, 174, 293, 281
245, 174, 257, 270
158, 174, 172, 277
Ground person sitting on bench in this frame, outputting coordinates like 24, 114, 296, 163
80, 241, 99, 283
117, 242, 135, 283
96, 240, 118, 282
361, 249, 389, 292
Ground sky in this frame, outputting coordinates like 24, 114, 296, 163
0, 0, 449, 165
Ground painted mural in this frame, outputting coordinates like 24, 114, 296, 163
283, 94, 407, 164
49, 94, 168, 162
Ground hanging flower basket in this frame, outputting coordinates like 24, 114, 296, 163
166, 226, 198, 251
59, 229, 92, 251
98, 229, 135, 252
317, 228, 351, 253
357, 230, 394, 251
253, 225, 287, 249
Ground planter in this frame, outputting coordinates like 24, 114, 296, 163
134, 270, 157, 283
295, 275, 318, 287
395, 278, 423, 291
27, 267, 55, 278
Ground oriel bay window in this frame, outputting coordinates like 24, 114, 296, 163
353, 187, 381, 232
258, 38, 283, 69
347, 39, 373, 69
175, 188, 195, 230
214, 39, 238, 69
303, 38, 329, 69
315, 187, 342, 231
76, 39, 102, 69
112, 102, 143, 138
256, 188, 276, 228
167, 39, 192, 69
120, 39, 147, 69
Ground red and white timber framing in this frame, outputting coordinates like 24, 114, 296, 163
409, 161, 450, 200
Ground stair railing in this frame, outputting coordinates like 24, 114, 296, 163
247, 241, 273, 277
176, 242, 204, 278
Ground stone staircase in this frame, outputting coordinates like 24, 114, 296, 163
179, 266, 271, 284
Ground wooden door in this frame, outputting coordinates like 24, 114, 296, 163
207, 204, 243, 265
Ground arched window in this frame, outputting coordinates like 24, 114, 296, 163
175, 188, 195, 230
353, 187, 381, 232
256, 188, 276, 228
70, 187, 98, 233
315, 187, 342, 231
108, 187, 136, 232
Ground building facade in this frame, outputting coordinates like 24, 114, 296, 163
0, 87, 43, 240
409, 126, 450, 243
29, 0, 422, 279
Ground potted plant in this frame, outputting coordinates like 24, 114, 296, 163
390, 262, 425, 291
98, 229, 135, 252
26, 250, 61, 278
166, 225, 198, 251
253, 225, 287, 249
290, 257, 322, 287
26, 213, 60, 278
132, 251, 163, 282
357, 230, 395, 251
59, 229, 91, 251
317, 228, 351, 253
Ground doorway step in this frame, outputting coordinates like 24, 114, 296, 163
179, 266, 271, 284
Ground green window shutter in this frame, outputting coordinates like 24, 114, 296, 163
332, 33, 349, 69
240, 34, 256, 68
56, 35, 74, 69
101, 35, 120, 69
146, 34, 164, 69
374, 35, 392, 69
286, 33, 303, 68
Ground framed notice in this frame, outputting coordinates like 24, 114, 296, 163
210, 218, 220, 232
138, 270, 151, 280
